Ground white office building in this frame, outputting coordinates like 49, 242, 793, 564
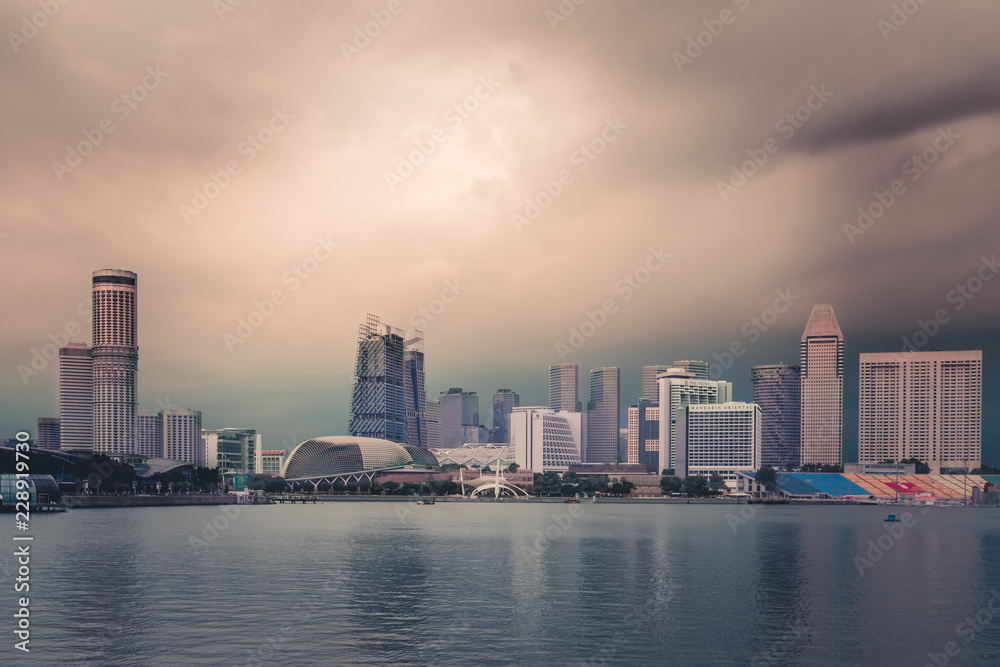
58, 343, 93, 450
510, 407, 584, 472
859, 350, 982, 470
163, 408, 203, 466
658, 368, 733, 470
203, 428, 261, 474
675, 402, 762, 484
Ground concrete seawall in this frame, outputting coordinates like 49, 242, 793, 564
64, 494, 237, 508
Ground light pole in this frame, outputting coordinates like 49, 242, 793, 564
964, 459, 968, 507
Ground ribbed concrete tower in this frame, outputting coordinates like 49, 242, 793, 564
92, 269, 138, 455
800, 304, 844, 465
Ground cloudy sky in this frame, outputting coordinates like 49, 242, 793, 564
2, 0, 998, 463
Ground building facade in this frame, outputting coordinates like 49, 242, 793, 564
858, 350, 982, 470
402, 334, 427, 448
642, 365, 670, 401
162, 408, 203, 466
751, 363, 801, 468
675, 402, 762, 484
349, 314, 410, 444
627, 400, 660, 470
657, 369, 733, 471
58, 342, 93, 450
135, 409, 164, 458
260, 450, 285, 476
548, 363, 581, 412
491, 389, 519, 444
203, 428, 260, 473
510, 407, 584, 472
37, 417, 61, 450
587, 367, 620, 463
800, 304, 844, 465
672, 360, 710, 380
91, 269, 139, 455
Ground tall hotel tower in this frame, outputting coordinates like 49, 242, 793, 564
491, 389, 519, 444
588, 367, 621, 463
548, 363, 581, 412
349, 314, 426, 446
59, 342, 93, 450
859, 350, 981, 470
92, 269, 138, 455
800, 304, 844, 465
751, 364, 801, 468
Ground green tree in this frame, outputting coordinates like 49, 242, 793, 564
660, 475, 683, 496
317, 481, 331, 492
661, 468, 675, 476
682, 475, 710, 497
507, 463, 519, 473
900, 458, 931, 474
708, 473, 727, 494
755, 466, 778, 495
381, 480, 400, 494
345, 481, 359, 495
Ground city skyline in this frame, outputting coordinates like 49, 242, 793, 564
2, 2, 998, 466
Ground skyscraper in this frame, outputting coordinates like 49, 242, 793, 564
92, 269, 138, 456
431, 388, 481, 449
510, 407, 584, 472
627, 400, 659, 469
349, 314, 425, 445
587, 367, 620, 463
403, 332, 427, 448
800, 304, 844, 465
37, 418, 60, 450
642, 365, 670, 401
135, 409, 163, 458
58, 342, 93, 450
658, 368, 732, 471
751, 363, 801, 468
548, 363, 581, 412
491, 389, 519, 443
163, 408, 203, 465
673, 360, 710, 380
859, 350, 981, 470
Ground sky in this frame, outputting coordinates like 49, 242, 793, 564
2, 1, 998, 463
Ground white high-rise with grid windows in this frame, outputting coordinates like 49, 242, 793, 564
163, 408, 203, 466
675, 402, 761, 484
510, 407, 584, 472
92, 269, 138, 455
657, 369, 733, 471
800, 304, 844, 465
859, 350, 981, 470
59, 342, 93, 450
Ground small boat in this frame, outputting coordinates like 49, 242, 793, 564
564, 498, 581, 504
415, 499, 436, 506
885, 514, 900, 522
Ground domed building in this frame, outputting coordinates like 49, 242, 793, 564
281, 436, 438, 487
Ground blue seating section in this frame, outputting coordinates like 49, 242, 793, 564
775, 473, 870, 498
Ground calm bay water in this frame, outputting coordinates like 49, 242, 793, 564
4, 501, 1000, 666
